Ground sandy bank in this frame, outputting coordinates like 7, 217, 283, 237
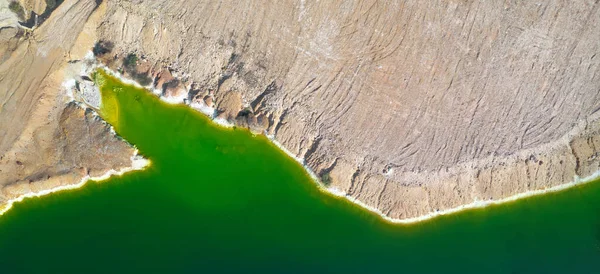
0, 150, 150, 216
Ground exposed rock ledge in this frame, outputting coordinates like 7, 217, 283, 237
94, 0, 600, 220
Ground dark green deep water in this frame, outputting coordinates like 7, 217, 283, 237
1, 72, 600, 274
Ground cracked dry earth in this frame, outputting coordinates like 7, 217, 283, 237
2, 0, 600, 220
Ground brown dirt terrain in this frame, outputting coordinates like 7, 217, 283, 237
0, 0, 133, 209
0, 0, 24, 63
96, 0, 600, 220
99, 0, 600, 218
1, 0, 600, 221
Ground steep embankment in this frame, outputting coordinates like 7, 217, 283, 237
95, 0, 600, 220
0, 0, 135, 210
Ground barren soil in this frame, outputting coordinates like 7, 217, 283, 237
0, 0, 133, 209
2, 0, 600, 220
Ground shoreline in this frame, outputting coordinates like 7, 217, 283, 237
52, 60, 600, 225
0, 150, 150, 217
0, 53, 152, 217
265, 126, 600, 224
95, 65, 600, 225
326, 170, 600, 224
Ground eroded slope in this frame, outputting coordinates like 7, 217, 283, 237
3, 0, 599, 220
0, 0, 134, 208
94, 0, 600, 219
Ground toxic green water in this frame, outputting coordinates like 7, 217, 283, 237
1, 72, 600, 273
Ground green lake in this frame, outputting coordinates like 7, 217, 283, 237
1, 71, 600, 273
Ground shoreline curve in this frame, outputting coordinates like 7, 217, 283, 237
90, 63, 600, 225
0, 150, 150, 217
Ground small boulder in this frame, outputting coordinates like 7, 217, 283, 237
155, 69, 174, 90
203, 95, 214, 108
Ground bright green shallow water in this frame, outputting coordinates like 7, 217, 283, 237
1, 72, 600, 274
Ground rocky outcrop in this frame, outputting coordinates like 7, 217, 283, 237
94, 0, 600, 220
0, 0, 134, 208
0, 102, 135, 203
